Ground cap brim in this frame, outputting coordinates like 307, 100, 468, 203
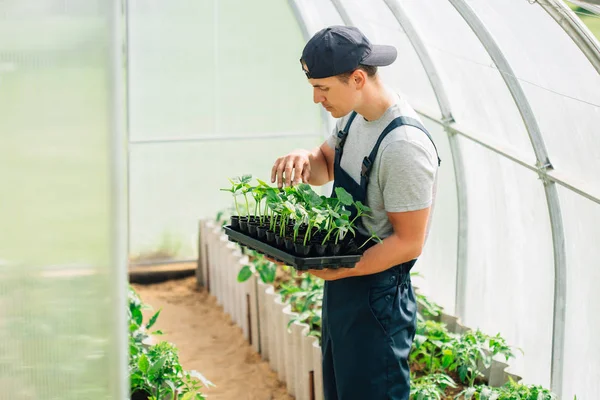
361, 44, 397, 66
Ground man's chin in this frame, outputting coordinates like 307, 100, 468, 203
328, 109, 345, 118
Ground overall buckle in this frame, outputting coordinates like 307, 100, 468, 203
336, 130, 348, 149
361, 157, 372, 177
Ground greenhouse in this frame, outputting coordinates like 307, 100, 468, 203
1, 0, 599, 399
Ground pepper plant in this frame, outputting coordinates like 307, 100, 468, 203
410, 319, 455, 374
237, 249, 277, 284
455, 379, 558, 400
279, 273, 324, 340
128, 287, 213, 400
410, 373, 457, 400
441, 329, 516, 387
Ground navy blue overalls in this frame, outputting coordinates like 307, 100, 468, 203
322, 111, 441, 400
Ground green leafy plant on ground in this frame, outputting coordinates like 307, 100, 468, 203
279, 273, 324, 340
411, 373, 457, 400
441, 330, 517, 388
455, 379, 558, 400
237, 249, 277, 284
129, 286, 213, 400
411, 319, 456, 375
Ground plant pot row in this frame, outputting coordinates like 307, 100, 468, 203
230, 215, 358, 258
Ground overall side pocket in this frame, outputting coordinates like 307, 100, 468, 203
368, 282, 399, 336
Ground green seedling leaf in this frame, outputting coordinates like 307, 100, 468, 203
138, 354, 149, 374
237, 265, 253, 282
149, 356, 166, 376
181, 393, 195, 400
355, 201, 371, 213
146, 309, 161, 330
240, 174, 252, 183
259, 265, 276, 284
256, 178, 271, 187
335, 187, 354, 206
131, 307, 143, 327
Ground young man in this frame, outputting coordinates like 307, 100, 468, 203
270, 26, 440, 399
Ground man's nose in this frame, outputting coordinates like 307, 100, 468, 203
313, 89, 325, 104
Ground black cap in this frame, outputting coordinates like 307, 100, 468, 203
300, 26, 397, 79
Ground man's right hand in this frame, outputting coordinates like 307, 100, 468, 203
271, 149, 312, 189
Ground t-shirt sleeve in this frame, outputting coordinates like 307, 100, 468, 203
326, 130, 337, 149
377, 137, 437, 213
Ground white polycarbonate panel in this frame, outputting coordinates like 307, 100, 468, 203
293, 0, 344, 33
129, 137, 321, 259
129, 0, 319, 140
411, 119, 458, 315
0, 1, 126, 399
128, 1, 216, 139
214, 0, 319, 135
400, 0, 536, 162
334, 0, 441, 117
559, 187, 600, 400
467, 0, 600, 198
458, 138, 554, 387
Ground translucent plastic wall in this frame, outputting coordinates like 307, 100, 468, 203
292, 0, 600, 398
127, 0, 322, 260
0, 1, 127, 398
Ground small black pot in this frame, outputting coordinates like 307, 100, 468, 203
275, 235, 285, 248
314, 243, 328, 256
239, 218, 248, 232
248, 223, 258, 237
344, 238, 359, 255
230, 216, 240, 230
294, 242, 311, 257
329, 242, 342, 256
266, 230, 275, 243
257, 226, 267, 240
284, 237, 295, 252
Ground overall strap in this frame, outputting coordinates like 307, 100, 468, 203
360, 116, 442, 188
333, 111, 358, 166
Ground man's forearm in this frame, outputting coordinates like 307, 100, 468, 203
309, 234, 421, 281
352, 235, 421, 277
307, 146, 332, 186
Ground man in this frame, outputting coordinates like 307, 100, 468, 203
270, 26, 440, 400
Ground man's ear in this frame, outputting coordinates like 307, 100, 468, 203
352, 69, 367, 89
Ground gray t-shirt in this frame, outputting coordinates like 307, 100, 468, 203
326, 94, 439, 240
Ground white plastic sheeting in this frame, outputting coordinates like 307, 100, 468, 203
0, 1, 127, 398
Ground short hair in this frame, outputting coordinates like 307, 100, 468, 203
336, 65, 378, 83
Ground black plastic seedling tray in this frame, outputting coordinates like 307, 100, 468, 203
223, 226, 361, 271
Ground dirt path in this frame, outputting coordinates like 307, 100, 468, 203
133, 276, 293, 400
